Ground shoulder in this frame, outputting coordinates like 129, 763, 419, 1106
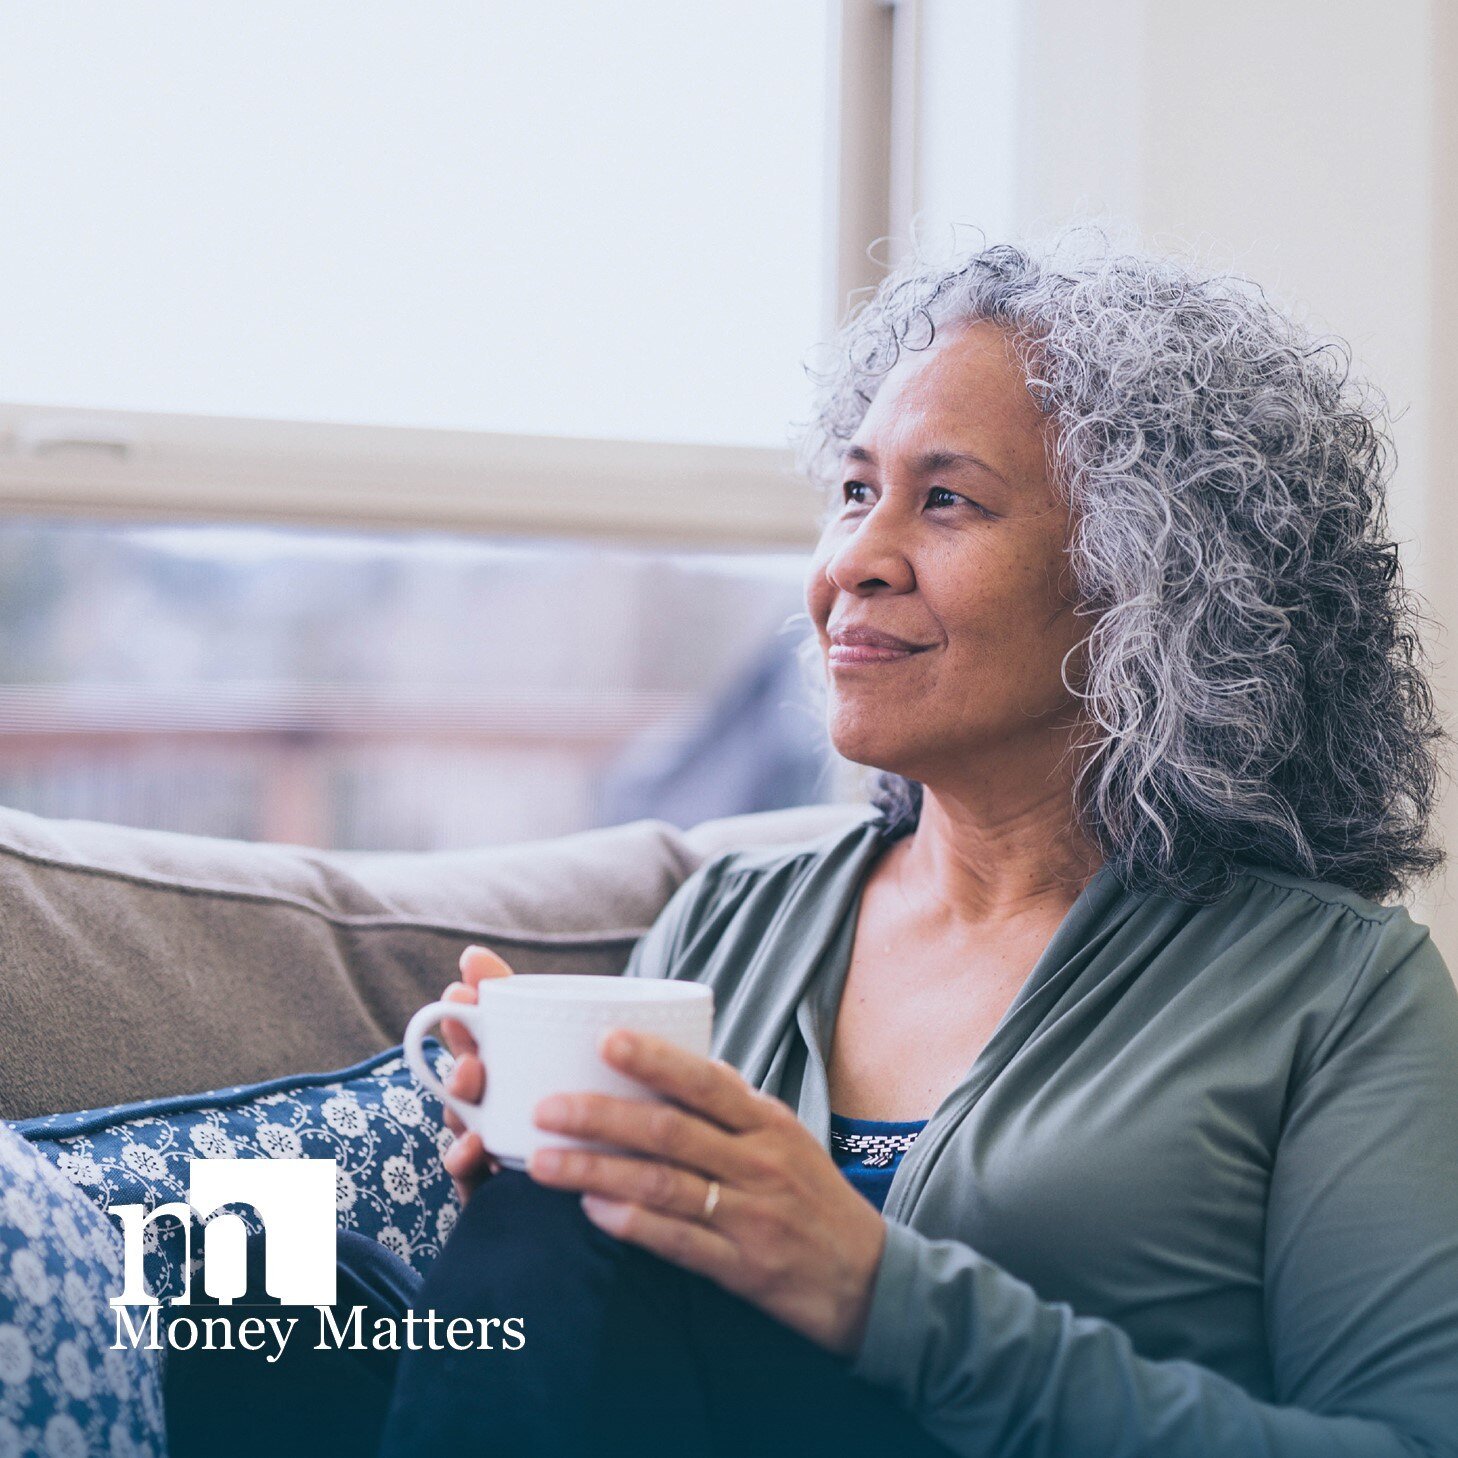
1139, 855, 1435, 964
1226, 860, 1415, 929
1212, 859, 1438, 978
1200, 861, 1455, 1069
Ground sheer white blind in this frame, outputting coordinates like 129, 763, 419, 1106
0, 2, 832, 448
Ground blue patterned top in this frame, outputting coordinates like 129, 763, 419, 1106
829, 1112, 928, 1212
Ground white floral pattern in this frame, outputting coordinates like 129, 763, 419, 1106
43, 1412, 86, 1458
8, 1254, 49, 1310
0, 1123, 165, 1458
11, 1041, 462, 1306
186, 1125, 235, 1161
2, 1194, 40, 1244
436, 1201, 458, 1244
322, 1094, 368, 1138
376, 1225, 410, 1262
335, 1167, 359, 1213
383, 1086, 424, 1127
119, 1143, 168, 1181
255, 1123, 303, 1160
381, 1155, 419, 1205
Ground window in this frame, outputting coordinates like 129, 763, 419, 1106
0, 4, 902, 844
0, 519, 831, 848
0, 2, 882, 544
0, 1, 837, 445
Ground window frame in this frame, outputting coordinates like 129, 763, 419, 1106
0, 407, 822, 548
0, 3, 908, 551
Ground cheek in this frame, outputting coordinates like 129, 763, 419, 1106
803, 555, 834, 628
929, 542, 1078, 670
915, 543, 1016, 641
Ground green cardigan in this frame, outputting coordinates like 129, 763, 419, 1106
624, 816, 1458, 1457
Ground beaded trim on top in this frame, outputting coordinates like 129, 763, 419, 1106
829, 1125, 923, 1170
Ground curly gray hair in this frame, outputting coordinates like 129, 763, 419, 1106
796, 226, 1448, 905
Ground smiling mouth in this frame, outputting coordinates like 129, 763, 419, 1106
827, 642, 930, 666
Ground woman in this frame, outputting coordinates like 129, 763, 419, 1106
365, 232, 1458, 1457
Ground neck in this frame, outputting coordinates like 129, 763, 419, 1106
891, 763, 1103, 933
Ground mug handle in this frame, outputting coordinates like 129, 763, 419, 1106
404, 999, 484, 1126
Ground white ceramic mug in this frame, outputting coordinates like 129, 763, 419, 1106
404, 974, 714, 1169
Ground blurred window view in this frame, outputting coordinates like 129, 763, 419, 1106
0, 2, 857, 848
0, 520, 833, 849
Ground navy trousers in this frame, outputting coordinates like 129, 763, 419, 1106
165, 1169, 955, 1458
161, 1221, 422, 1458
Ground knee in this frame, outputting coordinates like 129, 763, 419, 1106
335, 1228, 424, 1319
420, 1168, 662, 1320
448, 1166, 607, 1255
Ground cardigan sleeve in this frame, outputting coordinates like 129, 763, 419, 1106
848, 929, 1458, 1458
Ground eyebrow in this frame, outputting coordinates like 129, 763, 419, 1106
842, 443, 1011, 488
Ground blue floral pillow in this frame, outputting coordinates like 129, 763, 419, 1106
0, 1120, 167, 1458
10, 1041, 462, 1306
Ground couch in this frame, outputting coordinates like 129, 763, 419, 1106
0, 799, 870, 1121
0, 798, 869, 1455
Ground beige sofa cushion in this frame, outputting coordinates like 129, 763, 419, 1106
0, 800, 868, 1120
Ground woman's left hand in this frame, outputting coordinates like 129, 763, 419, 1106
526, 1027, 887, 1359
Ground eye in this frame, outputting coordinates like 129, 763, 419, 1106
927, 485, 991, 517
840, 479, 873, 505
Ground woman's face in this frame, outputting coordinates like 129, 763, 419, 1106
804, 320, 1088, 788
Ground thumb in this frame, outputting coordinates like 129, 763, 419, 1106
459, 944, 515, 986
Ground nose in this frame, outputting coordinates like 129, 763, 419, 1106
821, 502, 916, 598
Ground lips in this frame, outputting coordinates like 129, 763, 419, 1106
827, 625, 934, 665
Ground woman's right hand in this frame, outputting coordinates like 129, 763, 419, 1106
438, 945, 514, 1206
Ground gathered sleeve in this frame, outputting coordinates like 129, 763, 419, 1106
849, 931, 1458, 1458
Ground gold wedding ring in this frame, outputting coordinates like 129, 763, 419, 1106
701, 1179, 721, 1222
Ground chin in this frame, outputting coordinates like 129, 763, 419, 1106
826, 706, 921, 780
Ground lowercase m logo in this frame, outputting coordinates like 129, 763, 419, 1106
108, 1158, 337, 1308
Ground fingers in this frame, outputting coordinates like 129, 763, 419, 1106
440, 945, 510, 1054
579, 1195, 738, 1287
440, 981, 478, 1059
443, 1130, 500, 1203
435, 945, 511, 1211
443, 1130, 482, 1182
597, 1028, 774, 1134
447, 1049, 484, 1101
442, 1052, 485, 1137
527, 1145, 730, 1226
460, 944, 514, 987
532, 1091, 750, 1182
